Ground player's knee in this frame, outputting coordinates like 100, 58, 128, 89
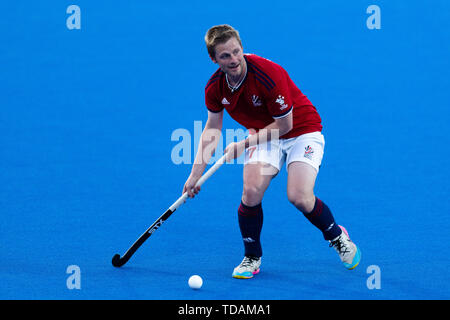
287, 191, 315, 214
242, 184, 265, 207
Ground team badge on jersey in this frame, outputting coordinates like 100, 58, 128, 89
251, 95, 263, 107
275, 95, 289, 110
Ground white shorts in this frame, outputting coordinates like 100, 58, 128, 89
243, 131, 325, 172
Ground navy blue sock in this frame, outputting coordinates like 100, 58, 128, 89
238, 201, 263, 258
303, 197, 342, 241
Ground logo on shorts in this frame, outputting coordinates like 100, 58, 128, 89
304, 145, 314, 160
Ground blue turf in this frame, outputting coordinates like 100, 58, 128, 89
1, 0, 449, 299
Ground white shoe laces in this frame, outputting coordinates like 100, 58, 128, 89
240, 256, 260, 268
329, 236, 352, 256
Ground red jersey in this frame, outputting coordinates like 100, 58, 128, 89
205, 54, 322, 139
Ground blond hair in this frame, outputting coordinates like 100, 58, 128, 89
204, 24, 243, 59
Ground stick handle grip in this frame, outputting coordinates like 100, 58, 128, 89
169, 154, 227, 211
194, 154, 227, 188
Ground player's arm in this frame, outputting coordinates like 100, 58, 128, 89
183, 110, 223, 197
246, 111, 293, 147
224, 111, 293, 161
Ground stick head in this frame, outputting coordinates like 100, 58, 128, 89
112, 254, 125, 267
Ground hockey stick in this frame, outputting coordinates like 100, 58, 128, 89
111, 154, 227, 267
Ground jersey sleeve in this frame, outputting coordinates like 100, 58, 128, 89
265, 68, 293, 119
205, 71, 224, 113
205, 88, 223, 113
247, 57, 294, 119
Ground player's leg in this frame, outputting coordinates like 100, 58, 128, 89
233, 142, 282, 279
232, 162, 278, 279
285, 132, 361, 269
287, 161, 341, 240
242, 161, 278, 206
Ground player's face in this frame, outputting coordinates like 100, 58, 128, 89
213, 37, 245, 80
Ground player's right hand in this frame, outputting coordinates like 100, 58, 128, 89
183, 174, 202, 198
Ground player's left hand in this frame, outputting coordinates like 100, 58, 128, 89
224, 141, 246, 162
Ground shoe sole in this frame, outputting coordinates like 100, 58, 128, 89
232, 268, 260, 279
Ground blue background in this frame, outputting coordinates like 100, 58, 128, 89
1, 0, 449, 299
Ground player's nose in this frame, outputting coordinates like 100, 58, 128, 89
230, 54, 240, 66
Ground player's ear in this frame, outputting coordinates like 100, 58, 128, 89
210, 47, 218, 63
